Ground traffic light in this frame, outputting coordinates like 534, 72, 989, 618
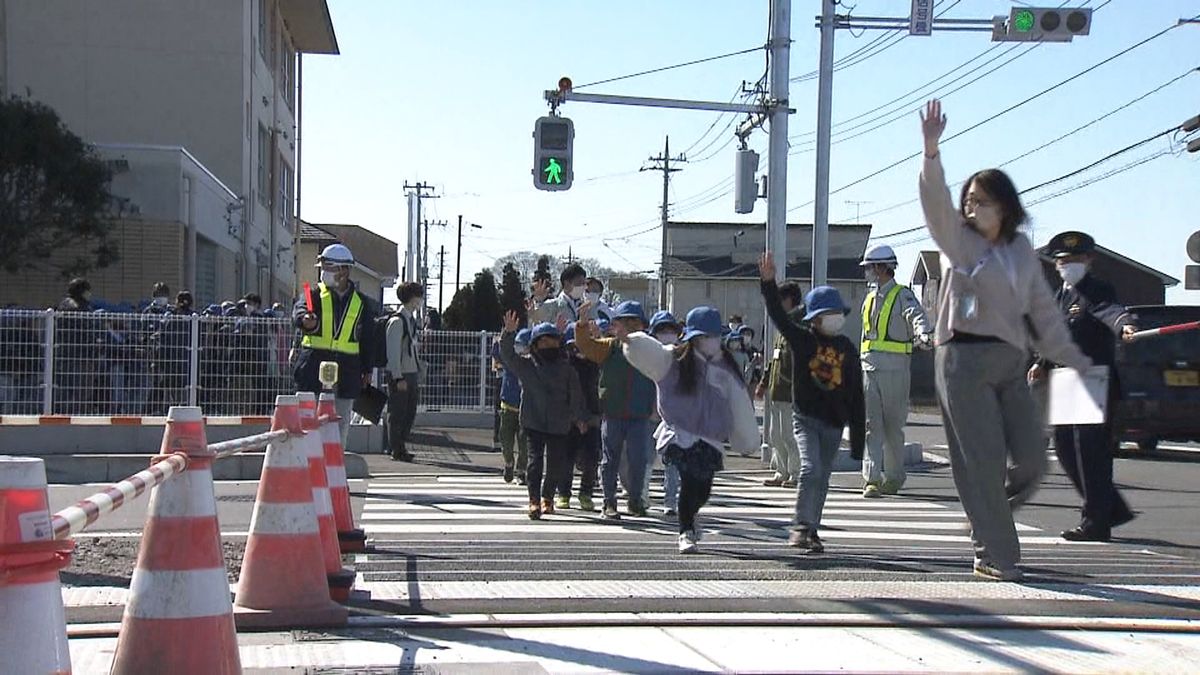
532, 115, 574, 191
734, 148, 759, 214
993, 7, 1092, 42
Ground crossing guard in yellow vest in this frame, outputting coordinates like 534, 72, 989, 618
293, 243, 379, 450
858, 244, 933, 498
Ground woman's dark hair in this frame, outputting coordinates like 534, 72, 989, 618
959, 169, 1027, 243
67, 277, 91, 297
673, 340, 744, 395
152, 281, 170, 297
397, 282, 424, 303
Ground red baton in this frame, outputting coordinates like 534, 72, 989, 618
1126, 321, 1200, 341
303, 282, 314, 312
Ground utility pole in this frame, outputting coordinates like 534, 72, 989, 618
845, 200, 871, 224
643, 136, 686, 310
420, 218, 446, 308
455, 215, 483, 293
403, 182, 438, 322
811, 0, 833, 286
437, 246, 446, 313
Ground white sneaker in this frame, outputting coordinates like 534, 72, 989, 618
678, 530, 698, 554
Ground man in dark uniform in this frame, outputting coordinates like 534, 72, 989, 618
1029, 231, 1137, 542
293, 243, 378, 450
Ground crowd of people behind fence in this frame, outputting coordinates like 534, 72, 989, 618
0, 277, 294, 416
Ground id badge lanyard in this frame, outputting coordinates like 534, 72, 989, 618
954, 246, 1018, 320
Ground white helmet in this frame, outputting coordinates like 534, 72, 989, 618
316, 243, 354, 266
860, 244, 898, 267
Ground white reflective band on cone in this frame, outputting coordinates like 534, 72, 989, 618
145, 469, 217, 518
248, 502, 320, 536
0, 582, 70, 674
126, 568, 234, 619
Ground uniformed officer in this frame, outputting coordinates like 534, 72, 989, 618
858, 244, 933, 498
1029, 231, 1137, 541
293, 243, 379, 449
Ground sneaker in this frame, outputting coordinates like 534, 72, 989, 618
664, 507, 677, 517
503, 464, 514, 484
762, 475, 785, 487
540, 498, 555, 515
517, 473, 527, 486
528, 503, 542, 520
808, 530, 824, 554
627, 502, 648, 518
862, 483, 881, 499
787, 528, 813, 551
678, 530, 699, 554
602, 504, 622, 520
973, 559, 1023, 582
1061, 525, 1110, 542
555, 495, 571, 510
782, 480, 797, 489
879, 480, 901, 496
578, 494, 595, 512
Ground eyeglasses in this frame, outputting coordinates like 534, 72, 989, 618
964, 195, 994, 210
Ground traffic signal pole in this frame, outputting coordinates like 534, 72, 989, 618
810, 0, 831, 286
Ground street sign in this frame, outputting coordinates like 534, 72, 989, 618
910, 0, 933, 36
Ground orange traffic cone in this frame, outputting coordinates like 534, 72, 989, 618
109, 406, 241, 675
297, 392, 355, 602
234, 395, 347, 628
0, 455, 73, 675
318, 393, 367, 553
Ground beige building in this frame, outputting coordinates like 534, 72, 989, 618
298, 221, 399, 308
664, 221, 873, 343
0, 0, 338, 305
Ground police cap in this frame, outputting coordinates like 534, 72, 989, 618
1046, 231, 1095, 259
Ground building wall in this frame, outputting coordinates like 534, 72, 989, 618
0, 220, 183, 310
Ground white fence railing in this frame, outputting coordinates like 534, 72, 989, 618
0, 310, 500, 417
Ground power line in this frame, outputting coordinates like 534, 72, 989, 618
1023, 148, 1171, 206
789, 11, 1189, 214
573, 45, 764, 90
1019, 127, 1176, 194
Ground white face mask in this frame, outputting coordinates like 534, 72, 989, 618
585, 291, 601, 304
864, 268, 879, 285
568, 285, 585, 301
320, 271, 338, 287
246, 304, 259, 314
1057, 262, 1087, 286
693, 336, 722, 358
404, 298, 422, 312
817, 313, 846, 336
656, 332, 679, 345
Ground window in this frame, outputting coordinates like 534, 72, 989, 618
257, 124, 269, 205
278, 155, 293, 227
257, 0, 269, 63
279, 35, 295, 109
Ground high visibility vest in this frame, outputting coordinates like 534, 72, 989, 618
301, 283, 363, 355
861, 283, 913, 355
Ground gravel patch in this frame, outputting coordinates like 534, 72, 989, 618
60, 536, 246, 587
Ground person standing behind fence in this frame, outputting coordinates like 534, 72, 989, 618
919, 99, 1091, 581
55, 278, 94, 414
757, 281, 805, 489
574, 300, 656, 520
293, 243, 378, 450
498, 312, 586, 520
858, 244, 933, 499
385, 283, 424, 462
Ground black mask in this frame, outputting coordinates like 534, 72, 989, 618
536, 347, 561, 363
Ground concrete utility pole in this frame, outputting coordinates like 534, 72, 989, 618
643, 136, 686, 309
811, 0, 833, 286
403, 182, 438, 321
437, 246, 446, 313
421, 218, 446, 307
455, 215, 483, 293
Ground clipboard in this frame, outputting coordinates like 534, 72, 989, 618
1047, 365, 1110, 426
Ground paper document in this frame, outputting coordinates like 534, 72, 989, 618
1047, 366, 1110, 426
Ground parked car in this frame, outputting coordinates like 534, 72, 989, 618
1113, 305, 1200, 452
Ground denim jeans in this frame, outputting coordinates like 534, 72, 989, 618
600, 417, 651, 508
661, 457, 681, 511
792, 412, 845, 531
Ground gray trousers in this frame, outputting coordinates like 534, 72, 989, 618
768, 400, 801, 482
792, 412, 844, 530
862, 367, 911, 487
335, 397, 354, 451
936, 342, 1046, 570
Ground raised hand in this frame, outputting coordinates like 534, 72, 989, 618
758, 252, 776, 283
577, 300, 594, 322
919, 99, 946, 157
503, 310, 519, 333
555, 313, 569, 335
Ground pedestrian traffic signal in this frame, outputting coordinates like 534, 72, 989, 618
533, 115, 574, 191
993, 7, 1092, 42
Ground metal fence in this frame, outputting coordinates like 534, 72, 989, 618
0, 310, 499, 417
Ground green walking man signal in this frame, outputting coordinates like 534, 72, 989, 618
533, 116, 574, 191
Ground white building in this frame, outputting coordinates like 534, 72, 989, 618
0, 0, 339, 304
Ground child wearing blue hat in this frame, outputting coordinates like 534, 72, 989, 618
759, 252, 866, 554
623, 305, 759, 553
498, 311, 588, 519
492, 328, 532, 484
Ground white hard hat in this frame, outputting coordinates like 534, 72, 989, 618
316, 243, 354, 266
860, 244, 898, 266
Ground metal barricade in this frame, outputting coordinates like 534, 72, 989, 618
417, 330, 498, 413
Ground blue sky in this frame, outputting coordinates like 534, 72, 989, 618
299, 1, 1200, 305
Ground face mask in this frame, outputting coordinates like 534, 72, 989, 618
82, 291, 92, 301
693, 336, 722, 358
865, 268, 879, 285
320, 271, 337, 286
152, 296, 168, 307
405, 298, 422, 312
568, 286, 584, 301
1058, 262, 1087, 286
656, 332, 679, 345
536, 347, 561, 362
514, 345, 530, 356
585, 291, 601, 304
817, 313, 846, 336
